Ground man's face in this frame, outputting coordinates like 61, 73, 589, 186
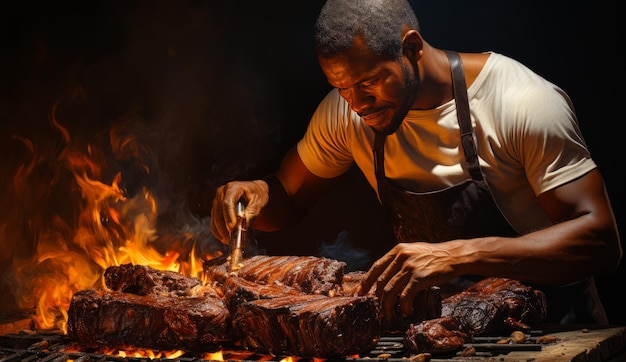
318, 37, 420, 135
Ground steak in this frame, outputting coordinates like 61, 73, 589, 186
336, 270, 442, 331
387, 286, 442, 332
337, 270, 365, 296
404, 316, 473, 355
441, 277, 547, 335
66, 257, 442, 357
221, 276, 304, 314
204, 255, 346, 296
233, 294, 381, 358
66, 289, 235, 351
104, 263, 223, 299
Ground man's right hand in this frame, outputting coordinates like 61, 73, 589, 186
210, 179, 270, 244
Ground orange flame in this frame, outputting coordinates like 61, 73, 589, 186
3, 104, 222, 333
203, 350, 224, 360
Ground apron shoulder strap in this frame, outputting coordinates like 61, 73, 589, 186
373, 132, 387, 196
444, 50, 483, 181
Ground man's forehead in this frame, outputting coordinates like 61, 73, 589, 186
319, 38, 390, 86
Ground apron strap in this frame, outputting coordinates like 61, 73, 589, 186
373, 51, 483, 191
373, 132, 386, 197
445, 50, 483, 181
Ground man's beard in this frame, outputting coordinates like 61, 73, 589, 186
376, 60, 420, 135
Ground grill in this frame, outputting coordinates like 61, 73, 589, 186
0, 324, 548, 362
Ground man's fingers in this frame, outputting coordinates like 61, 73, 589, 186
210, 184, 240, 244
210, 200, 229, 244
398, 276, 422, 318
379, 271, 410, 324
374, 257, 404, 300
357, 257, 389, 295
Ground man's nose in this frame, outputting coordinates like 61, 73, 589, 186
349, 88, 374, 114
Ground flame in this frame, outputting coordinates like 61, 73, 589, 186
2, 103, 223, 334
64, 343, 186, 360
116, 348, 185, 359
96, 346, 186, 359
203, 350, 224, 360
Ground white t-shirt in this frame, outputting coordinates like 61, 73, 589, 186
297, 52, 596, 234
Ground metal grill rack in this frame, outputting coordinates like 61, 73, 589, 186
0, 329, 548, 362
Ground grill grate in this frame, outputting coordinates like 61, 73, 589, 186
0, 329, 545, 362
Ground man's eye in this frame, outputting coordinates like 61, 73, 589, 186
358, 78, 380, 90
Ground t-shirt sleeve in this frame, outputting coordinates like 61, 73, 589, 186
296, 89, 356, 178
507, 79, 596, 195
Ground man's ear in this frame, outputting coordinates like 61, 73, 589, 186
402, 30, 423, 61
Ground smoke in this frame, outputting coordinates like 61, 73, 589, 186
318, 230, 371, 272
0, 1, 328, 321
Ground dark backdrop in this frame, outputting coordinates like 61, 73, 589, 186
1, 1, 623, 324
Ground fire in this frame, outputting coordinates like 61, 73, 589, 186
2, 104, 223, 333
203, 350, 224, 360
116, 348, 185, 359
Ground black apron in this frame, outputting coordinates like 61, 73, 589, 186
372, 50, 608, 325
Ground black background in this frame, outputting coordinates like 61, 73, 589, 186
1, 1, 624, 325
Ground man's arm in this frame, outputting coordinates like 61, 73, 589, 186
358, 168, 622, 320
253, 146, 340, 231
523, 168, 620, 279
466, 168, 622, 283
210, 146, 339, 243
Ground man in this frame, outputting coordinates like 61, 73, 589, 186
210, 0, 621, 326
